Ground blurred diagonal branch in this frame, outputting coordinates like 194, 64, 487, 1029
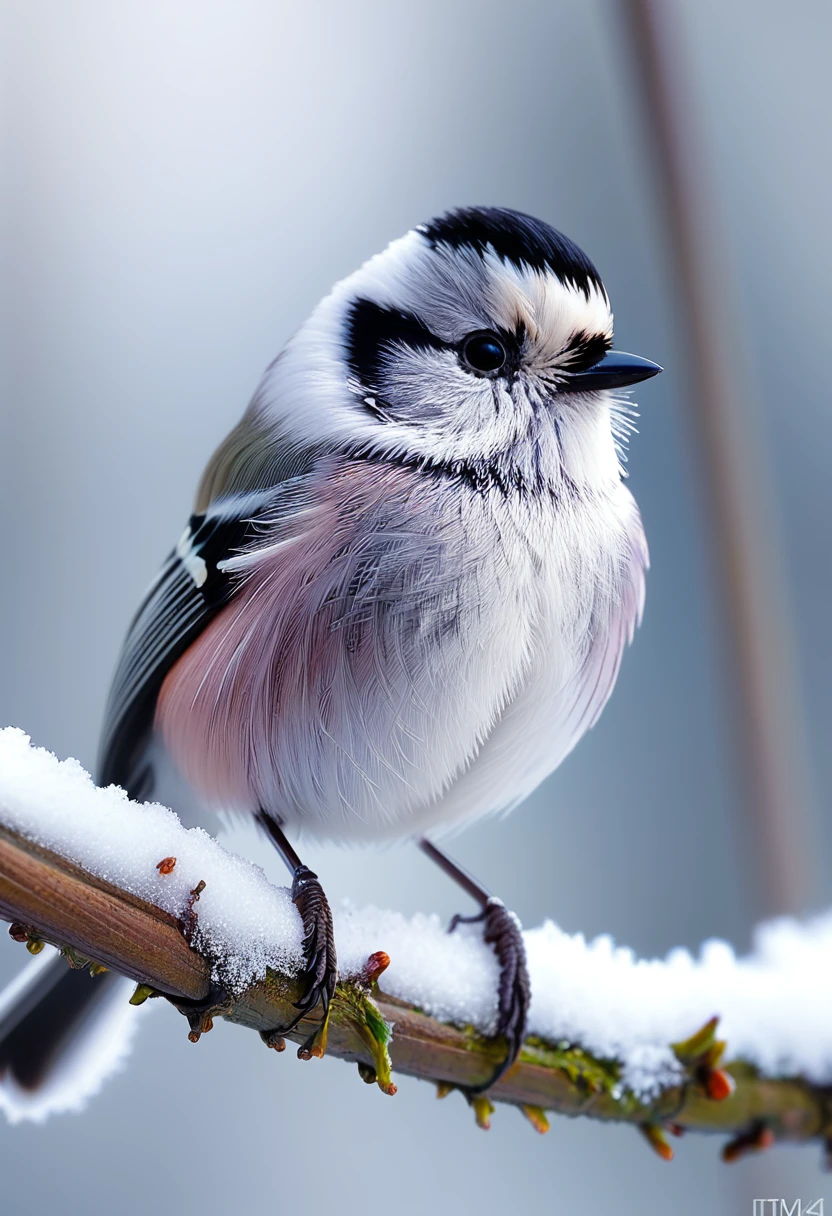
0, 822, 829, 1159
621, 0, 815, 918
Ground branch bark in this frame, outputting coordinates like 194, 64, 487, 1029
0, 822, 828, 1158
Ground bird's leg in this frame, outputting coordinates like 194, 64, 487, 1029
419, 837, 530, 1091
256, 812, 337, 1057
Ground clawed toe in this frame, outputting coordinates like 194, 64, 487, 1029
291, 865, 337, 1019
260, 865, 338, 1055
450, 896, 530, 1091
252, 815, 338, 1058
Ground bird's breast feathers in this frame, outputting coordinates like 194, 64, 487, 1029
156, 457, 646, 841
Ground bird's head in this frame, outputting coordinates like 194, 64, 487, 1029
261, 206, 661, 494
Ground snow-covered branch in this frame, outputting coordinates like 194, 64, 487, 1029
0, 728, 830, 1160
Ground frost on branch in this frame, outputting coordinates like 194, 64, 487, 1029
0, 727, 831, 1153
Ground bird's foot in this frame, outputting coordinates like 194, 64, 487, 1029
263, 864, 337, 1059
449, 896, 530, 1091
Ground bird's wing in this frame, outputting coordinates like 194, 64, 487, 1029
96, 490, 274, 798
98, 402, 325, 798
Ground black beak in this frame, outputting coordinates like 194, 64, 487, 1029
561, 350, 663, 393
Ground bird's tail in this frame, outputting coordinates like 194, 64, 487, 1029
0, 948, 140, 1123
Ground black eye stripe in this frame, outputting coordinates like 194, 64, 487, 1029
345, 300, 525, 420
560, 330, 612, 373
345, 299, 448, 396
346, 300, 612, 411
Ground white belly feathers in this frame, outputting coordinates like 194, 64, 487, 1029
156, 460, 646, 842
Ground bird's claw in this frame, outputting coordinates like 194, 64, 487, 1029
256, 865, 337, 1058
261, 865, 337, 1058
292, 864, 337, 1015
449, 896, 530, 1091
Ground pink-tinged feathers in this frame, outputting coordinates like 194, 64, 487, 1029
157, 459, 647, 843
157, 460, 529, 838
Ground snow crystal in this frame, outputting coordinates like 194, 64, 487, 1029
1, 727, 831, 1099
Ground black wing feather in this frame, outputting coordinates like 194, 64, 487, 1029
96, 499, 267, 799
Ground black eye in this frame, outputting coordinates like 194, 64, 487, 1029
461, 331, 508, 376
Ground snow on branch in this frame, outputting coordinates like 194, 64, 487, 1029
0, 727, 831, 1159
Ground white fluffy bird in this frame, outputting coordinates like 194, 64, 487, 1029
0, 207, 660, 1107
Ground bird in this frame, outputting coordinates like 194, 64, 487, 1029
0, 206, 660, 1114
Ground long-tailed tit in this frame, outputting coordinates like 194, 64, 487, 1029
2, 207, 661, 1100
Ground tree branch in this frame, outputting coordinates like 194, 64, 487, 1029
0, 821, 829, 1159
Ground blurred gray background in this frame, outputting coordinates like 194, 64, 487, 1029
2, 1, 830, 1212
